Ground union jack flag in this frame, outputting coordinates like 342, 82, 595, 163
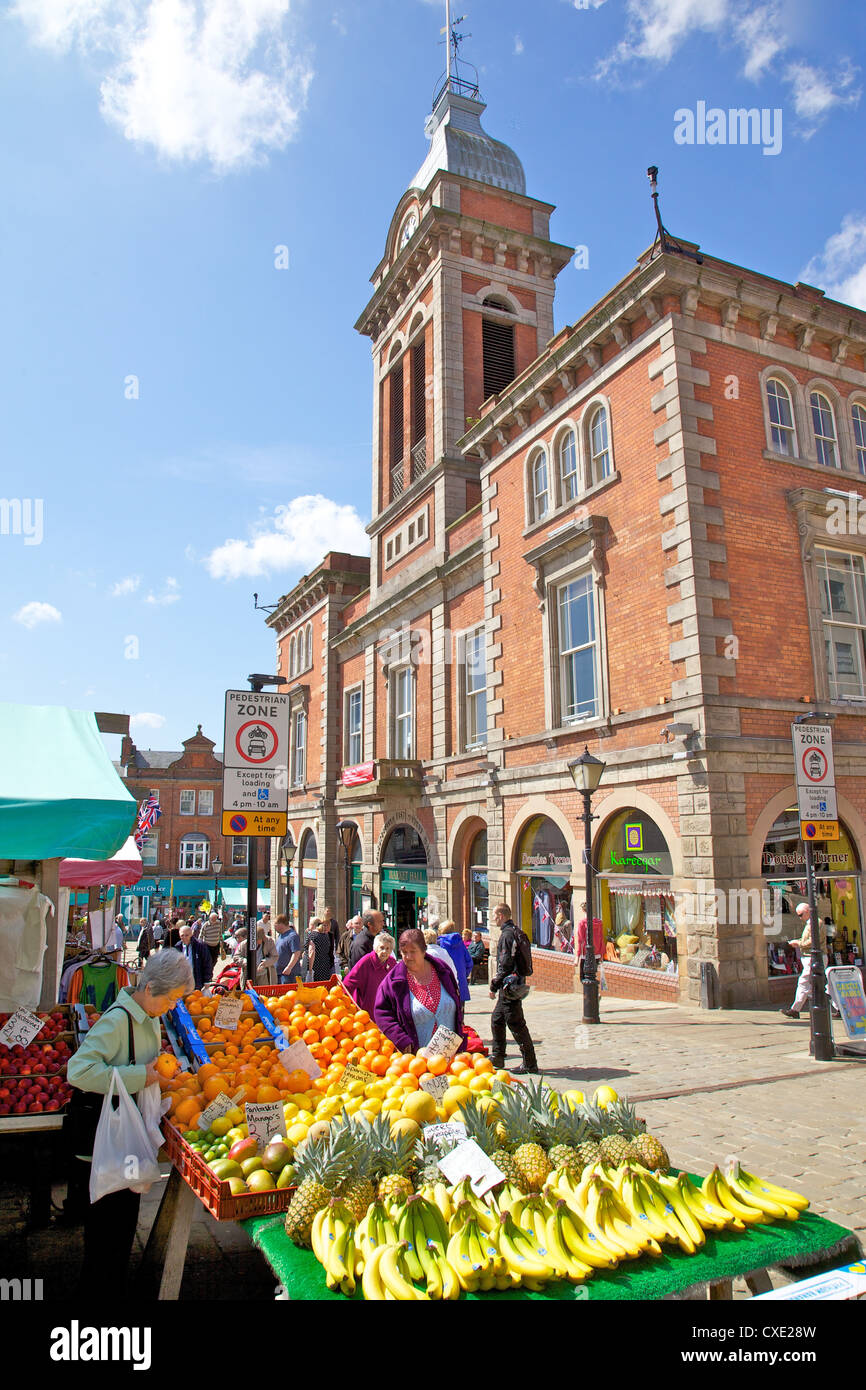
133, 795, 161, 851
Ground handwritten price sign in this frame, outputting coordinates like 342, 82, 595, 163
214, 997, 244, 1031
438, 1138, 506, 1197
278, 1039, 322, 1080
244, 1101, 287, 1154
197, 1093, 235, 1131
419, 1073, 450, 1103
337, 1062, 378, 1092
0, 1008, 45, 1050
425, 1026, 463, 1061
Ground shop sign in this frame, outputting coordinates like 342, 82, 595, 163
609, 851, 663, 869
381, 867, 427, 887
520, 853, 571, 869
826, 966, 866, 1040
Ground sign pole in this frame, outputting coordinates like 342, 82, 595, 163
803, 838, 834, 1062
247, 833, 258, 988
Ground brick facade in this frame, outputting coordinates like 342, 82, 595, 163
265, 84, 866, 1006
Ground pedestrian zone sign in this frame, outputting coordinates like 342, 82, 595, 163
222, 690, 290, 836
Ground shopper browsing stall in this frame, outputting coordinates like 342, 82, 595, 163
375, 927, 465, 1052
342, 931, 396, 1014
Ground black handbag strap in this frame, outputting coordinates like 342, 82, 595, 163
103, 996, 136, 1065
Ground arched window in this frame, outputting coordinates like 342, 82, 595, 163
766, 378, 796, 456
852, 402, 866, 476
305, 623, 313, 671
811, 391, 838, 468
558, 428, 579, 502
531, 448, 550, 521
587, 405, 611, 485
482, 296, 516, 400
288, 635, 296, 678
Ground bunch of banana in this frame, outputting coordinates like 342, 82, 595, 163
725, 1164, 808, 1220
396, 1196, 459, 1300
491, 1182, 526, 1213
551, 1199, 619, 1270
356, 1199, 400, 1263
619, 1170, 704, 1254
448, 1189, 499, 1236
446, 1213, 511, 1292
494, 1211, 556, 1292
311, 1200, 359, 1295
362, 1240, 431, 1301
514, 1195, 594, 1284
417, 1180, 453, 1224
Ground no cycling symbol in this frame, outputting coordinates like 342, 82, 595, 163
801, 748, 828, 782
235, 720, 278, 764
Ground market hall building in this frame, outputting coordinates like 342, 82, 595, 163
264, 71, 866, 1009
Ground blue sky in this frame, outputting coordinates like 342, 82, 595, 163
1, 0, 864, 758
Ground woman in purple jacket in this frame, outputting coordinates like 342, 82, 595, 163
342, 931, 396, 1016
374, 928, 466, 1053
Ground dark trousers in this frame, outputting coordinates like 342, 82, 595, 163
490, 992, 537, 1068
206, 942, 221, 966
79, 1175, 142, 1298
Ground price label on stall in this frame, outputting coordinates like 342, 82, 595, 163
425, 1026, 463, 1061
419, 1074, 450, 1103
244, 1102, 287, 1154
437, 1138, 506, 1197
0, 1008, 45, 1050
422, 1121, 467, 1152
197, 1093, 235, 1131
214, 997, 244, 1031
337, 1062, 378, 1092
278, 1039, 322, 1080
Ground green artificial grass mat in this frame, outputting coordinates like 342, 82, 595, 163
241, 1204, 858, 1303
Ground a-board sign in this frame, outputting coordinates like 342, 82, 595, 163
826, 966, 866, 1040
222, 690, 291, 836
0, 1007, 44, 1050
244, 1101, 287, 1153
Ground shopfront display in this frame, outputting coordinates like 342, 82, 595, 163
515, 817, 572, 948
595, 809, 676, 969
469, 829, 489, 931
379, 825, 427, 936
299, 833, 318, 940
762, 809, 863, 970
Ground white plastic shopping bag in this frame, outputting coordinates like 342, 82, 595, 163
89, 1069, 161, 1203
137, 1081, 169, 1153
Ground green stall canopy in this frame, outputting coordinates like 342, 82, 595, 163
0, 704, 136, 861
220, 886, 270, 908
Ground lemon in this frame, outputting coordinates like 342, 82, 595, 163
563, 1089, 585, 1110
286, 1122, 310, 1145
442, 1084, 472, 1119
366, 1081, 389, 1100
345, 1097, 364, 1115
346, 1080, 366, 1099
360, 1098, 382, 1117
381, 1098, 403, 1116
209, 1116, 233, 1138
593, 1086, 618, 1109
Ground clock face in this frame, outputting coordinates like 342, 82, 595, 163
400, 211, 418, 247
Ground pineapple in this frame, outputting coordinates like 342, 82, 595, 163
534, 1105, 596, 1180
366, 1115, 416, 1203
598, 1132, 638, 1167
629, 1132, 670, 1174
494, 1083, 551, 1192
336, 1119, 376, 1221
414, 1130, 448, 1187
284, 1127, 352, 1247
456, 1097, 526, 1192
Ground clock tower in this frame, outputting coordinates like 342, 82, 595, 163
355, 65, 574, 602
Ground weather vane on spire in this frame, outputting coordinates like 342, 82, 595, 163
438, 0, 477, 100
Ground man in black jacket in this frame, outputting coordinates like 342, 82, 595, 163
349, 909, 384, 968
489, 903, 538, 1074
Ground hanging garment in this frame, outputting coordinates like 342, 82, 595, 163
66, 960, 129, 1009
532, 890, 554, 949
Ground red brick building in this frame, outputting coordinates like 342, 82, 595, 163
266, 75, 866, 1006
118, 726, 270, 920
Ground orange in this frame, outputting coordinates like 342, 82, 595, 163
354, 1011, 370, 1026
408, 1057, 428, 1077
202, 1076, 231, 1102
256, 1084, 281, 1104
287, 1068, 310, 1094
302, 1029, 318, 1046
398, 1073, 420, 1091
369, 1056, 389, 1077
473, 1056, 494, 1074
155, 1053, 180, 1080
174, 1096, 201, 1126
427, 1054, 449, 1076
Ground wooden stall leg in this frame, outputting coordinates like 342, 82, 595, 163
136, 1168, 197, 1301
707, 1279, 733, 1300
745, 1269, 774, 1296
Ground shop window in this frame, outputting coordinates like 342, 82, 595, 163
179, 789, 195, 816
762, 809, 861, 966
817, 547, 866, 700
198, 790, 214, 816
515, 816, 572, 948
469, 829, 489, 931
595, 809, 675, 969
179, 836, 209, 871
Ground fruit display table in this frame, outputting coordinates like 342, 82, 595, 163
0, 1112, 66, 1228
240, 1207, 859, 1301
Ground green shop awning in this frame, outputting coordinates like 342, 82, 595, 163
220, 885, 270, 908
0, 704, 136, 861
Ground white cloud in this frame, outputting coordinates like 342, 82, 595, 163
785, 59, 860, 132
13, 601, 62, 628
205, 493, 370, 580
130, 711, 167, 730
111, 575, 141, 597
11, 0, 313, 172
513, 35, 524, 56
802, 214, 866, 311
144, 577, 180, 605
593, 0, 795, 85
330, 13, 346, 37
735, 4, 787, 81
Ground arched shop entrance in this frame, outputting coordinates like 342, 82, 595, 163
349, 828, 363, 919
595, 809, 676, 969
468, 830, 489, 932
299, 832, 318, 940
380, 825, 428, 937
762, 808, 862, 975
515, 817, 573, 950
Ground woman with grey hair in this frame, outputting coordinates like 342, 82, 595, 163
66, 947, 194, 1297
342, 930, 396, 1014
422, 927, 458, 980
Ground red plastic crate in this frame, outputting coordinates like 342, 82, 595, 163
161, 1118, 295, 1221
255, 975, 345, 998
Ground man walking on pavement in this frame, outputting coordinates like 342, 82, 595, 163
489, 902, 539, 1075
199, 913, 223, 969
780, 902, 839, 1019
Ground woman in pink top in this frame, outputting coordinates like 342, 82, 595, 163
342, 930, 396, 1015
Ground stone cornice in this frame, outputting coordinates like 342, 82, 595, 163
331, 537, 485, 652
267, 567, 369, 634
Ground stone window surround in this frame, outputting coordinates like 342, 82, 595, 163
788, 484, 866, 707
388, 662, 416, 760
760, 363, 865, 475
455, 623, 488, 754
522, 394, 617, 534
523, 514, 611, 732
287, 685, 309, 792
384, 503, 430, 568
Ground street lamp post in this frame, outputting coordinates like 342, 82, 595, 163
212, 855, 223, 926
567, 746, 606, 1026
282, 837, 297, 920
335, 821, 356, 925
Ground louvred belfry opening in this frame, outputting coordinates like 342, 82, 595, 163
390, 361, 405, 498
482, 302, 516, 401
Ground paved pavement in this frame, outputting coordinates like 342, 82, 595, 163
1, 983, 862, 1299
